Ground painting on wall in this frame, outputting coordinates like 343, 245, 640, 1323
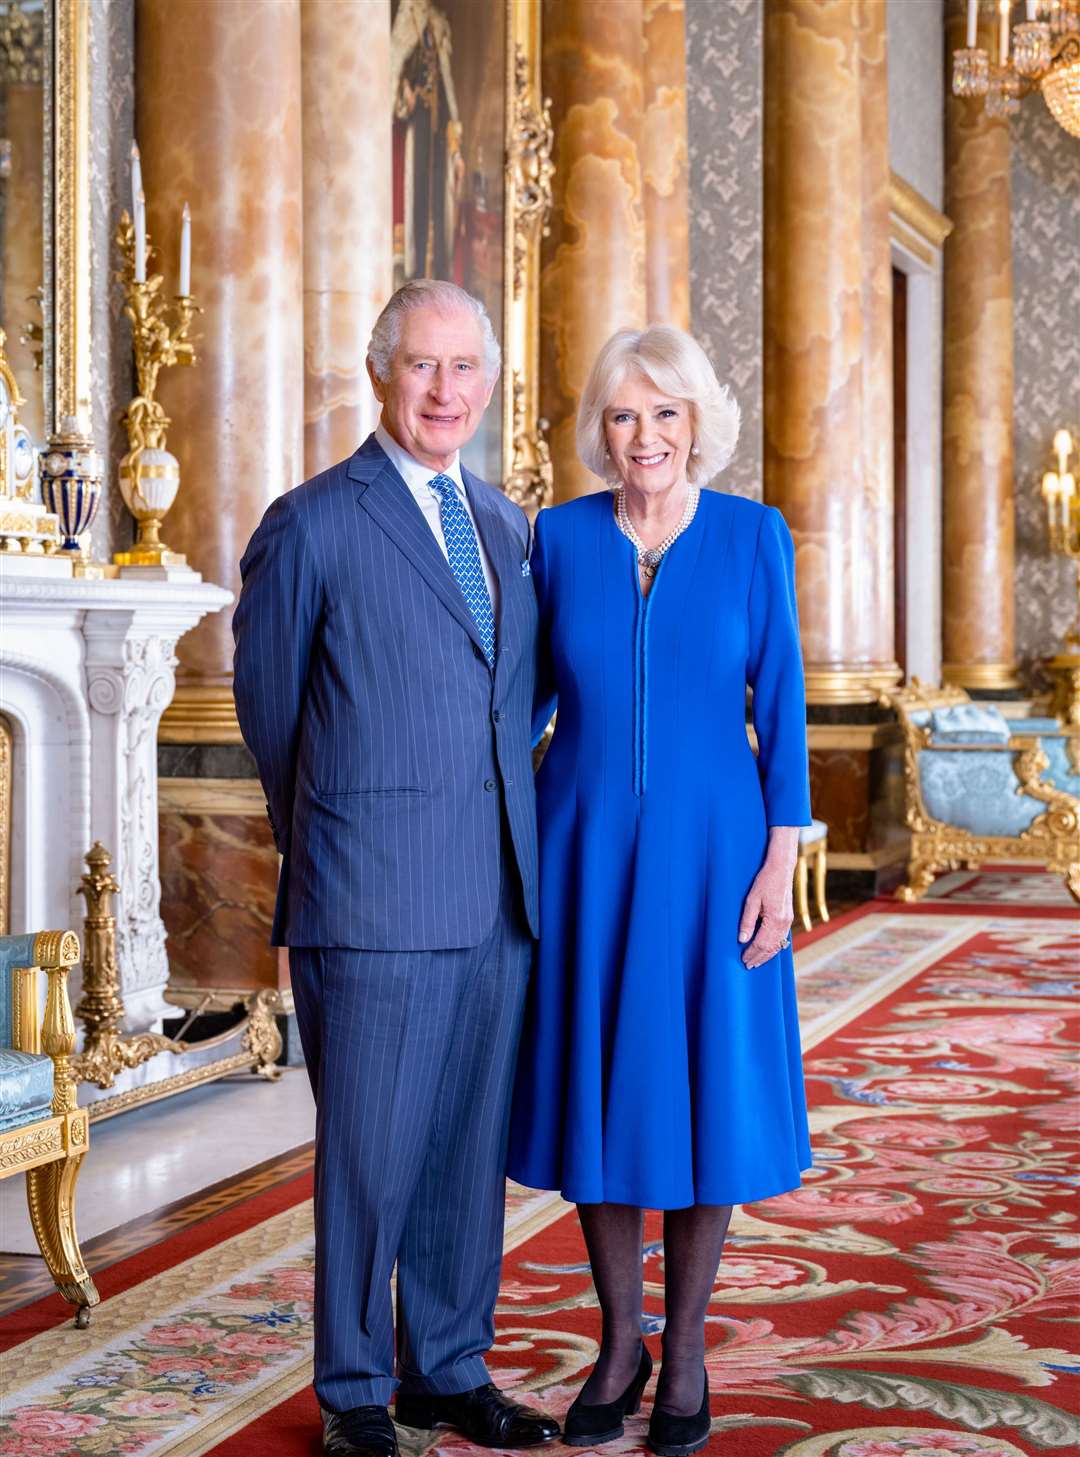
391, 0, 507, 481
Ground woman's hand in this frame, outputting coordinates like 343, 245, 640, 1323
739, 826, 799, 968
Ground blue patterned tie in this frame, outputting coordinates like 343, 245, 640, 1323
429, 473, 496, 667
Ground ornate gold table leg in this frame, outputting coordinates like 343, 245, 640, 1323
31, 946, 101, 1325
794, 853, 812, 932
813, 839, 830, 923
26, 1144, 99, 1323
897, 840, 940, 903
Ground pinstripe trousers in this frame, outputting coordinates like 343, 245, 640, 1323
290, 879, 532, 1413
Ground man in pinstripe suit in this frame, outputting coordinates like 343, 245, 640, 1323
233, 280, 557, 1457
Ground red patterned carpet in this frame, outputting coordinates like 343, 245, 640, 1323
2, 879, 1078, 1457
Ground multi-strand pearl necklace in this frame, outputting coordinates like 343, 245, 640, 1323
615, 483, 700, 579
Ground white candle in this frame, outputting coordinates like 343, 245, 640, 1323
134, 189, 147, 284
1026, 0, 1038, 20
967, 0, 979, 48
179, 202, 191, 296
130, 141, 143, 218
1000, 0, 1010, 62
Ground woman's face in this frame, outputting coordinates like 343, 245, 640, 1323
603, 372, 693, 498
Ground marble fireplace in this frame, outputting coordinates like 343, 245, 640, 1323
0, 566, 230, 1036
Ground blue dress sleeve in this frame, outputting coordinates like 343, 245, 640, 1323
232, 490, 325, 849
531, 508, 558, 747
746, 506, 812, 827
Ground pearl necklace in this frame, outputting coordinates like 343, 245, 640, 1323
615, 484, 700, 578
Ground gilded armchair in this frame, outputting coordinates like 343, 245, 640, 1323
887, 682, 1080, 904
0, 930, 99, 1327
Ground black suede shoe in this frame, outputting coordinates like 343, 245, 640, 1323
395, 1383, 560, 1448
564, 1342, 653, 1446
647, 1368, 712, 1457
323, 1405, 399, 1457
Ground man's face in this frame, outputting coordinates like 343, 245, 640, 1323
369, 305, 497, 472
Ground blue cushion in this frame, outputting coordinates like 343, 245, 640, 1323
0, 1048, 53, 1132
1008, 717, 1063, 736
918, 748, 1049, 835
929, 704, 1011, 744
799, 818, 827, 845
0, 933, 39, 1051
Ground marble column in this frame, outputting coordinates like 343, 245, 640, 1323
858, 0, 895, 674
642, 0, 689, 329
540, 0, 646, 502
942, 0, 1019, 691
301, 0, 392, 477
136, 0, 305, 734
763, 0, 899, 703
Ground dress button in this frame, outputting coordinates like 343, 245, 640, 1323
484, 779, 496, 792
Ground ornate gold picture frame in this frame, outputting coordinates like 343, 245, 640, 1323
390, 0, 552, 510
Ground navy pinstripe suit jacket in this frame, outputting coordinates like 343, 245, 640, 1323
232, 433, 540, 950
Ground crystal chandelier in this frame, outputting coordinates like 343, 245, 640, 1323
953, 0, 1080, 137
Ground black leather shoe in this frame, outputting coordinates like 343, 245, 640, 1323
564, 1343, 653, 1446
323, 1405, 399, 1457
647, 1368, 711, 1457
395, 1383, 561, 1448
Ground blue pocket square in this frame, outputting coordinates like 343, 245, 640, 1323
521, 559, 531, 577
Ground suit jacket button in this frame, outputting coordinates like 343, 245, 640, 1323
484, 779, 496, 792
492, 709, 501, 722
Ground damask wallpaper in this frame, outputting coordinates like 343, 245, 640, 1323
685, 0, 762, 501
1011, 101, 1080, 687
87, 0, 135, 562
886, 0, 944, 210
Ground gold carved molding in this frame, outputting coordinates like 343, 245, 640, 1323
803, 664, 903, 707
942, 659, 1024, 691
159, 684, 243, 743
888, 172, 953, 252
502, 0, 553, 514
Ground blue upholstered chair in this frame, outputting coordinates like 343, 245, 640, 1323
888, 683, 1080, 904
0, 930, 99, 1326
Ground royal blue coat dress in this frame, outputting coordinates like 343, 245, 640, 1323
507, 488, 813, 1209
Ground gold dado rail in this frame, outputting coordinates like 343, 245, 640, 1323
71, 842, 283, 1120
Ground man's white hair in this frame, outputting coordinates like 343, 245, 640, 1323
577, 325, 740, 487
367, 279, 502, 384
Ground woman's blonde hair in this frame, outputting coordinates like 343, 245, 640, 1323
576, 326, 740, 487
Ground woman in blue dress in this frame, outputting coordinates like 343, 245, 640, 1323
508, 326, 812, 1456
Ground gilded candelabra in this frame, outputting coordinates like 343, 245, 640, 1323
953, 0, 1080, 135
1040, 428, 1080, 742
113, 210, 199, 568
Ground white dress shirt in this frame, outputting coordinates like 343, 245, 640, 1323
375, 422, 499, 611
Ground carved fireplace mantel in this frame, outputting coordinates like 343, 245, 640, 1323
0, 571, 231, 1028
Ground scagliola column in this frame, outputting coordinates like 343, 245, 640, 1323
301, 0, 392, 477
540, 0, 646, 503
942, 0, 1019, 691
858, 0, 896, 682
763, 0, 899, 703
137, 0, 305, 737
642, 0, 689, 329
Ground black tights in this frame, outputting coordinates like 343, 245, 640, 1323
577, 1201, 733, 1416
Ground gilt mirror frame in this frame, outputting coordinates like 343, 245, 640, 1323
44, 0, 91, 447
501, 0, 553, 513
